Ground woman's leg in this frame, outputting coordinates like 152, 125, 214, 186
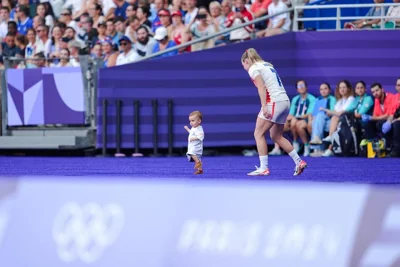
296, 119, 310, 156
270, 123, 307, 175
328, 115, 339, 136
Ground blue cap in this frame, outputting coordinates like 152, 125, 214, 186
118, 36, 132, 43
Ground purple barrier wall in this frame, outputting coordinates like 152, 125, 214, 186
97, 30, 400, 149
6, 67, 86, 126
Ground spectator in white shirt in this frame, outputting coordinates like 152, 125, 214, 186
35, 24, 51, 57
386, 0, 400, 28
135, 25, 156, 59
59, 8, 78, 32
68, 40, 81, 67
184, 0, 199, 24
116, 35, 140, 65
0, 7, 11, 41
257, 0, 291, 38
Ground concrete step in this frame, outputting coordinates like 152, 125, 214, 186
0, 136, 92, 149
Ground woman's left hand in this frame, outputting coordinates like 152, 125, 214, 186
263, 106, 272, 119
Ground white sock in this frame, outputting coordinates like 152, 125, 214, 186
259, 155, 268, 169
288, 149, 302, 165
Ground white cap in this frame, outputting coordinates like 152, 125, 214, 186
154, 27, 167, 41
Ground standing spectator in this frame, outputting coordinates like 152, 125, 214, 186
36, 3, 54, 28
16, 5, 33, 35
35, 24, 51, 57
135, 25, 156, 58
225, 0, 253, 43
136, 6, 152, 29
184, 0, 198, 25
0, 7, 11, 40
171, 10, 191, 53
188, 7, 217, 51
257, 0, 291, 38
152, 26, 178, 58
116, 35, 139, 65
114, 0, 130, 19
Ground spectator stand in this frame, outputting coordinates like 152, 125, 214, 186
293, 2, 400, 31
0, 55, 101, 150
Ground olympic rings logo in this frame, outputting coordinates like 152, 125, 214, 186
52, 202, 125, 263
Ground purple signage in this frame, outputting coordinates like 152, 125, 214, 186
6, 67, 86, 126
97, 30, 400, 149
1, 177, 399, 267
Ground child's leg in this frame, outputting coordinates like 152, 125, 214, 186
191, 155, 203, 171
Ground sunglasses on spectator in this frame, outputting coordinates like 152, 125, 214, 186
120, 42, 129, 46
61, 13, 70, 16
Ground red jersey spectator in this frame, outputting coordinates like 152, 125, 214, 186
225, 0, 253, 43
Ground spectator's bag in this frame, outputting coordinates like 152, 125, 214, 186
332, 113, 360, 157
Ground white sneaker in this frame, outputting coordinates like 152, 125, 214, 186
269, 147, 282, 156
322, 149, 334, 157
323, 136, 333, 143
247, 166, 270, 176
303, 145, 310, 157
310, 137, 323, 145
293, 141, 300, 153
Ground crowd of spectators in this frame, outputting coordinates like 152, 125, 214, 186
0, 0, 399, 68
268, 78, 400, 158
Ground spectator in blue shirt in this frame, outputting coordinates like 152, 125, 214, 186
152, 26, 178, 58
114, 0, 129, 19
16, 5, 33, 35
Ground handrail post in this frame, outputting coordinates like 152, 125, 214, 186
293, 6, 298, 32
336, 7, 341, 30
380, 5, 384, 29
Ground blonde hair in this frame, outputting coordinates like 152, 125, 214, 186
189, 110, 203, 120
209, 1, 221, 9
241, 48, 272, 66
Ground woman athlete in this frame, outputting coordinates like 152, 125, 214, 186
242, 48, 307, 176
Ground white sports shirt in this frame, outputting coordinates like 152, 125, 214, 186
187, 126, 204, 157
248, 61, 290, 103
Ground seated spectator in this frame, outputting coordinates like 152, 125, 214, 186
126, 4, 137, 19
158, 9, 174, 38
97, 22, 108, 42
350, 81, 374, 120
188, 7, 217, 51
59, 8, 78, 32
184, 0, 199, 25
25, 28, 37, 59
101, 38, 118, 67
385, 0, 400, 28
91, 43, 103, 58
114, 0, 130, 19
250, 0, 271, 30
78, 15, 99, 47
363, 81, 399, 154
344, 0, 387, 29
135, 26, 156, 59
49, 26, 62, 58
33, 52, 47, 68
16, 5, 33, 35
390, 78, 400, 156
257, 0, 291, 38
209, 1, 228, 46
88, 3, 105, 29
171, 11, 191, 53
0, 33, 19, 68
7, 21, 17, 36
68, 40, 81, 67
56, 48, 72, 67
35, 24, 51, 57
152, 26, 178, 58
33, 16, 46, 31
270, 80, 315, 156
321, 80, 355, 157
136, 6, 152, 29
309, 82, 336, 157
125, 16, 140, 43
36, 3, 54, 29
116, 35, 140, 65
15, 34, 27, 58
0, 7, 11, 40
151, 0, 164, 32
225, 0, 253, 43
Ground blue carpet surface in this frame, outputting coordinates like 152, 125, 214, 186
0, 156, 398, 184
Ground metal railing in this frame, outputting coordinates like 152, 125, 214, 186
143, 7, 294, 60
293, 3, 400, 31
